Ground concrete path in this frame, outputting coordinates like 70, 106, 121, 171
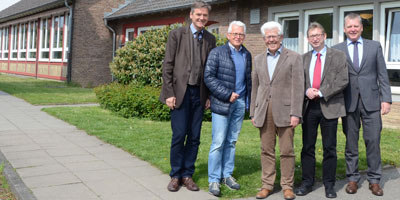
0, 91, 216, 200
0, 90, 399, 200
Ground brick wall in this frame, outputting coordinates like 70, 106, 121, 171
70, 0, 124, 87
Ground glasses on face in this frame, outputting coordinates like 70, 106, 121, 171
308, 33, 324, 39
265, 35, 280, 40
229, 32, 245, 38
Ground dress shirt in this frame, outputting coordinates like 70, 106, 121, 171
190, 23, 203, 40
267, 46, 282, 80
346, 37, 363, 68
309, 46, 327, 97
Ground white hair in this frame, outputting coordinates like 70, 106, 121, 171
260, 21, 283, 36
228, 21, 246, 34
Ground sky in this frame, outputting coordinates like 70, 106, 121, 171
0, 0, 20, 11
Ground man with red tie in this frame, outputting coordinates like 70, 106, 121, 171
296, 22, 348, 198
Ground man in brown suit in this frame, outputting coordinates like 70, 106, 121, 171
250, 21, 304, 200
296, 22, 348, 199
159, 0, 216, 192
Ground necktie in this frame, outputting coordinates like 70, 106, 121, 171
352, 41, 359, 71
195, 31, 202, 41
312, 53, 321, 89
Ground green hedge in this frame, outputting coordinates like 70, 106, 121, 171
95, 82, 212, 121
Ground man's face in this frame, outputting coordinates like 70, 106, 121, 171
344, 18, 363, 42
263, 28, 283, 54
226, 24, 245, 49
190, 8, 209, 31
307, 28, 326, 51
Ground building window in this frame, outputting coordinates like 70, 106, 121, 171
1, 27, 9, 59
275, 12, 299, 53
51, 15, 64, 61
64, 13, 69, 61
386, 9, 400, 63
10, 25, 18, 60
0, 29, 2, 58
27, 21, 38, 60
339, 5, 374, 42
137, 25, 164, 36
305, 9, 333, 51
18, 23, 28, 60
208, 24, 219, 35
125, 28, 135, 42
40, 18, 51, 60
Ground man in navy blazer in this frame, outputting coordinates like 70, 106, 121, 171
332, 13, 392, 197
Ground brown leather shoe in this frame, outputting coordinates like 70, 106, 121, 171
167, 178, 180, 192
345, 181, 358, 194
256, 188, 271, 199
283, 189, 296, 200
182, 177, 199, 191
369, 183, 383, 196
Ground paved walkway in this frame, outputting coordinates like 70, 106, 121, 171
0, 91, 399, 200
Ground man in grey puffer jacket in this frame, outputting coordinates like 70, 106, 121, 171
204, 20, 252, 197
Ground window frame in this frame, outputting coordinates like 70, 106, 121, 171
27, 21, 38, 61
50, 14, 65, 62
10, 24, 19, 60
137, 25, 164, 36
18, 23, 28, 60
125, 28, 135, 42
39, 18, 51, 61
63, 13, 69, 62
339, 4, 374, 43
304, 8, 333, 52
1, 27, 9, 60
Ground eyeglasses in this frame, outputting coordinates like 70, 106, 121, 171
265, 35, 280, 40
308, 33, 324, 39
229, 33, 245, 38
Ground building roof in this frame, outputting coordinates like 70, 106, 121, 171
0, 0, 67, 23
105, 0, 224, 20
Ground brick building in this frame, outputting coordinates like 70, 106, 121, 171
1, 0, 400, 94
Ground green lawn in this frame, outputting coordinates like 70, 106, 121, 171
43, 106, 400, 199
0, 74, 97, 105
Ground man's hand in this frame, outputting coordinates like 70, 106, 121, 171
306, 88, 319, 100
251, 118, 256, 126
290, 116, 300, 129
205, 99, 211, 110
381, 102, 391, 115
230, 92, 239, 103
166, 97, 176, 110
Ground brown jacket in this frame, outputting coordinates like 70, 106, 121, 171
303, 47, 349, 119
250, 47, 304, 128
159, 25, 216, 108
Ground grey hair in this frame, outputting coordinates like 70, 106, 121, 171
191, 1, 211, 13
344, 13, 362, 27
260, 21, 283, 36
228, 21, 246, 34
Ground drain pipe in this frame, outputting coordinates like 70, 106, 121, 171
104, 18, 116, 82
65, 0, 73, 83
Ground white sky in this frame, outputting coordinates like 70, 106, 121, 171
0, 0, 20, 11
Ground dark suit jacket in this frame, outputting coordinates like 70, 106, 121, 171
159, 26, 216, 108
303, 47, 349, 119
332, 39, 392, 112
250, 47, 304, 128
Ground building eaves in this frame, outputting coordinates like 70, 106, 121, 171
0, 0, 67, 23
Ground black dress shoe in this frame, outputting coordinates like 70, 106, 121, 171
296, 184, 312, 196
325, 187, 337, 198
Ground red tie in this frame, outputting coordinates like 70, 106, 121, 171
312, 53, 321, 89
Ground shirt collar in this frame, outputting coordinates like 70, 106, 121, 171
346, 37, 363, 46
190, 23, 203, 35
312, 45, 327, 56
267, 46, 282, 56
228, 42, 243, 52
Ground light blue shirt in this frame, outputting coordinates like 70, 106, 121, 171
309, 46, 327, 97
190, 24, 203, 40
347, 37, 363, 67
267, 46, 282, 80
228, 42, 246, 97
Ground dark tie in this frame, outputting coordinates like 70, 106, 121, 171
312, 53, 321, 89
352, 41, 359, 71
195, 31, 202, 42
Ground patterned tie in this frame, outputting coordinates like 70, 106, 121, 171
195, 31, 202, 41
312, 53, 321, 89
352, 41, 360, 71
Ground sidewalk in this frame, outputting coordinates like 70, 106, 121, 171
0, 90, 399, 200
0, 91, 216, 200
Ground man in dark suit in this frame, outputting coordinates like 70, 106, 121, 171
296, 22, 348, 199
250, 21, 304, 200
159, 0, 216, 192
332, 13, 392, 196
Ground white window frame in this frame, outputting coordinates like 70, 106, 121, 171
0, 29, 2, 58
63, 13, 69, 62
125, 28, 135, 42
50, 14, 65, 62
39, 18, 50, 61
1, 27, 9, 60
304, 8, 333, 52
18, 23, 28, 60
137, 25, 164, 36
10, 24, 18, 60
207, 24, 220, 35
27, 21, 38, 61
339, 4, 374, 43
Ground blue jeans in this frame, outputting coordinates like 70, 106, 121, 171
208, 97, 245, 183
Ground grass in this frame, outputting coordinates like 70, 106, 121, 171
0, 74, 97, 105
0, 163, 16, 200
43, 106, 400, 199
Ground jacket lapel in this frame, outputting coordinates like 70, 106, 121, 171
359, 39, 368, 71
304, 51, 312, 88
271, 48, 287, 81
321, 47, 332, 84
259, 51, 271, 84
